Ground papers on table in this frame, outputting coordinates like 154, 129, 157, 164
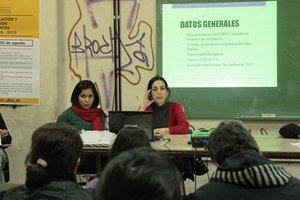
80, 130, 116, 147
290, 142, 300, 148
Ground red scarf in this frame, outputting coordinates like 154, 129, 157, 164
72, 105, 107, 130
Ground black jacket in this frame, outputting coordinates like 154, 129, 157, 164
3, 180, 93, 200
0, 113, 12, 182
3, 171, 93, 200
0, 113, 12, 146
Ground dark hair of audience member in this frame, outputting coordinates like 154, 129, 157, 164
110, 126, 151, 159
94, 147, 182, 200
208, 120, 259, 164
25, 123, 83, 189
71, 80, 100, 108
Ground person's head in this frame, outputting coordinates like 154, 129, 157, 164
110, 127, 151, 159
208, 120, 260, 165
71, 80, 99, 109
94, 147, 182, 200
25, 123, 83, 190
147, 75, 170, 106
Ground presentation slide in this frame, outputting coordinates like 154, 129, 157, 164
162, 1, 277, 88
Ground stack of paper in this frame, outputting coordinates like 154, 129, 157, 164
80, 130, 116, 147
290, 142, 300, 148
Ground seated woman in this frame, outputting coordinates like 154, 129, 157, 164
85, 126, 151, 189
93, 147, 183, 200
57, 80, 107, 175
2, 123, 93, 200
0, 113, 12, 185
138, 75, 189, 135
138, 75, 208, 179
57, 80, 107, 131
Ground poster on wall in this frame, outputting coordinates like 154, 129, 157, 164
0, 0, 40, 105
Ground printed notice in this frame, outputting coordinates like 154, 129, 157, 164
0, 0, 40, 105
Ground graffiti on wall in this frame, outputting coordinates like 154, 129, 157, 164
67, 0, 154, 111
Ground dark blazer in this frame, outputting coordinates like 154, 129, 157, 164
0, 113, 12, 182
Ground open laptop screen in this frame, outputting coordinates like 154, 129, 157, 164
108, 111, 154, 141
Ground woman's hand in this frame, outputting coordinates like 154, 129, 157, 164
138, 89, 154, 111
0, 129, 9, 138
154, 128, 160, 135
154, 128, 170, 136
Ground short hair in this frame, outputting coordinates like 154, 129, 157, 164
70, 80, 99, 108
25, 123, 83, 189
208, 120, 259, 165
147, 75, 171, 95
94, 147, 182, 200
110, 127, 151, 159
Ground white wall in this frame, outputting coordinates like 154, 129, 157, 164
2, 0, 299, 185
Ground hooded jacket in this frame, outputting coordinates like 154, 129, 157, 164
186, 152, 300, 200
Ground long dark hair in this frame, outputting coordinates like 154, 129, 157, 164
25, 123, 83, 189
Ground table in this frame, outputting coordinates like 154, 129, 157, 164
82, 134, 300, 171
252, 134, 300, 159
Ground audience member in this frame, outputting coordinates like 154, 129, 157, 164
85, 126, 151, 189
3, 123, 93, 200
93, 147, 182, 200
186, 120, 300, 200
0, 113, 12, 186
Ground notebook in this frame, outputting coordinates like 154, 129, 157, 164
108, 111, 154, 141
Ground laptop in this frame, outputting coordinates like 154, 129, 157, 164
108, 111, 154, 141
